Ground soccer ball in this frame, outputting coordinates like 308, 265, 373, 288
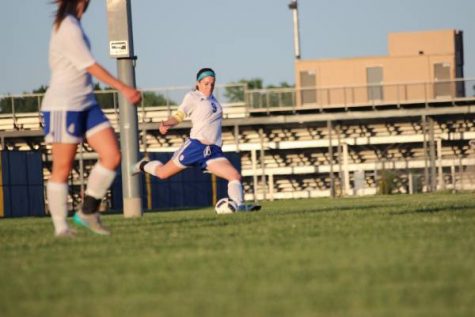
215, 198, 238, 214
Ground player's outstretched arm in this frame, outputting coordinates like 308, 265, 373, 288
159, 117, 179, 135
86, 63, 141, 105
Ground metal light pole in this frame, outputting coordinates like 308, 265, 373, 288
288, 0, 301, 59
106, 0, 142, 217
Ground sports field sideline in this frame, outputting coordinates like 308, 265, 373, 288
1, 192, 474, 317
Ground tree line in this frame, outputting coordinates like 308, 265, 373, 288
0, 79, 294, 114
0, 84, 177, 114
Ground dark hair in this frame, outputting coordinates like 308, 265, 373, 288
196, 68, 216, 81
53, 0, 88, 30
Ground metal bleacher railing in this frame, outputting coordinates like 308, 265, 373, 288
0, 83, 246, 131
247, 77, 475, 111
1, 78, 474, 131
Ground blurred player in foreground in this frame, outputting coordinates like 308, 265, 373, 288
42, 0, 141, 237
132, 68, 260, 212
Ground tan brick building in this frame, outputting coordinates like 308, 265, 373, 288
295, 29, 464, 107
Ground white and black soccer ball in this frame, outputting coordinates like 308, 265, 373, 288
215, 198, 238, 214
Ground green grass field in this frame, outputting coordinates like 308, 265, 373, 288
1, 193, 475, 317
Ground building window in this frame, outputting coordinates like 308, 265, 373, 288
300, 70, 316, 105
366, 67, 384, 102
433, 63, 451, 98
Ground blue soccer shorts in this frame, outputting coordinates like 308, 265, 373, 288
41, 105, 111, 144
172, 138, 227, 170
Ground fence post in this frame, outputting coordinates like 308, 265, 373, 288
428, 117, 437, 192
422, 115, 430, 192
37, 95, 42, 128
451, 162, 456, 193
437, 138, 444, 190
327, 120, 335, 198
234, 124, 240, 152
336, 124, 344, 196
251, 149, 258, 202
408, 172, 414, 194
342, 142, 350, 196
244, 85, 250, 117
268, 173, 274, 201
11, 97, 17, 129
259, 128, 267, 201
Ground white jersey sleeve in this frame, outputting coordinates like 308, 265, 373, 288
56, 16, 96, 70
41, 15, 97, 111
177, 93, 195, 116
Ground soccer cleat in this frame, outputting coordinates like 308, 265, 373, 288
73, 211, 110, 235
131, 157, 149, 176
237, 204, 262, 212
55, 228, 77, 238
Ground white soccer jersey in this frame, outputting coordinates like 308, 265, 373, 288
176, 90, 223, 146
41, 15, 96, 111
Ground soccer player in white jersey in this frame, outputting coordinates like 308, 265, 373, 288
133, 68, 260, 212
41, 0, 141, 237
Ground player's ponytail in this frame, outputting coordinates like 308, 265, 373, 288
53, 0, 88, 30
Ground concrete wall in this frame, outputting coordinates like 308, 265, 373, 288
388, 29, 456, 56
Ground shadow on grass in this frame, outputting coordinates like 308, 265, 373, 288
389, 204, 475, 215
264, 202, 403, 218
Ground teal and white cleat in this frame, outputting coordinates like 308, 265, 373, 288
73, 211, 110, 236
237, 204, 262, 212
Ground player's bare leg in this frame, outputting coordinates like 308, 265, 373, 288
133, 158, 184, 180
48, 143, 77, 237
73, 127, 119, 235
207, 159, 261, 212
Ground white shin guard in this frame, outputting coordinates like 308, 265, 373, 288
85, 162, 116, 199
228, 180, 244, 206
47, 182, 69, 234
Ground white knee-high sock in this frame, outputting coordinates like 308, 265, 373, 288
85, 162, 116, 199
228, 180, 244, 205
47, 182, 69, 235
143, 161, 163, 177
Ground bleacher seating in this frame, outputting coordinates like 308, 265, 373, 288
1, 91, 475, 203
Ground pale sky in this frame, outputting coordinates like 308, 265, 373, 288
0, 0, 474, 95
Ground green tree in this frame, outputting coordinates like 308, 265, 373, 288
225, 78, 263, 103
226, 79, 295, 109
93, 83, 176, 108
0, 96, 10, 114
142, 91, 176, 107
266, 82, 293, 89
0, 85, 49, 114
93, 83, 115, 109
265, 82, 294, 108
32, 85, 48, 94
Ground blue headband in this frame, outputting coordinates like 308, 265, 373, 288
197, 70, 216, 81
